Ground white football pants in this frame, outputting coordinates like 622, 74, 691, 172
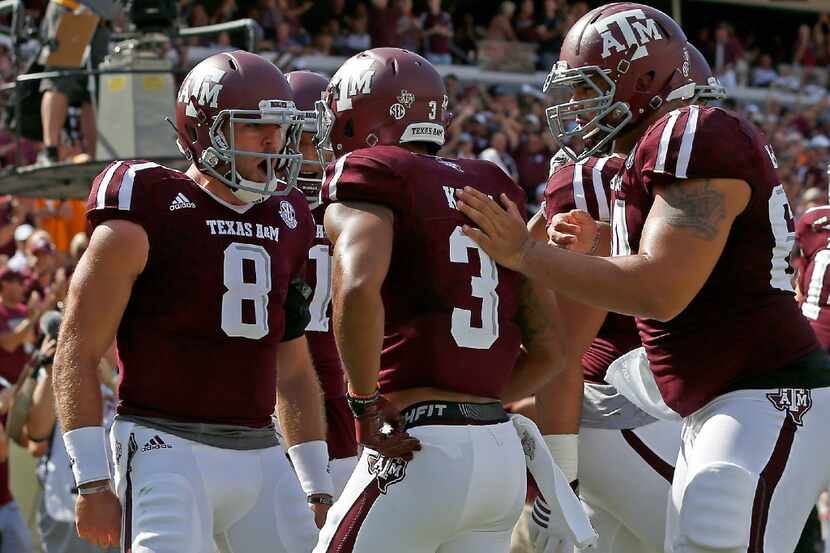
110, 419, 319, 553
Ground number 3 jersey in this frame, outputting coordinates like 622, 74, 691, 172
321, 145, 527, 399
795, 206, 830, 351
87, 161, 314, 428
612, 105, 821, 417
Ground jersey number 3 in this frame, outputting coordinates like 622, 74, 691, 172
449, 226, 500, 349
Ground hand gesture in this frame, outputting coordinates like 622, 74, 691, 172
355, 398, 421, 461
545, 210, 599, 254
456, 187, 532, 272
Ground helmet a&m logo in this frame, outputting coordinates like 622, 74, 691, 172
595, 8, 663, 60
332, 57, 376, 112
178, 67, 227, 117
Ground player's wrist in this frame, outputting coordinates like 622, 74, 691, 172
287, 440, 334, 497
346, 387, 380, 417
307, 493, 333, 506
543, 434, 579, 484
62, 426, 111, 487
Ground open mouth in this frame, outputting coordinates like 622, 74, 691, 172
256, 159, 274, 181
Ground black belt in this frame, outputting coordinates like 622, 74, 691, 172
400, 401, 508, 430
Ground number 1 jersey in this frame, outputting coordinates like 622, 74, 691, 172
321, 146, 527, 399
87, 161, 314, 427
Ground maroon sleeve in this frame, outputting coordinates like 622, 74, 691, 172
637, 106, 759, 193
321, 151, 411, 212
86, 160, 159, 232
543, 156, 616, 222
544, 163, 578, 221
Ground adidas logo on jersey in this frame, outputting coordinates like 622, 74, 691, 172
142, 435, 173, 451
169, 193, 196, 211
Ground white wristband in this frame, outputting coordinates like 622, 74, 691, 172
287, 440, 334, 497
62, 426, 111, 487
543, 434, 579, 483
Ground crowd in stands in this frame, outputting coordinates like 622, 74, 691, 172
0, 1, 829, 550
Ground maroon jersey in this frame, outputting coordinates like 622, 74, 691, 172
612, 105, 819, 417
796, 206, 830, 350
306, 206, 356, 459
87, 161, 314, 427
321, 146, 526, 399
544, 155, 640, 384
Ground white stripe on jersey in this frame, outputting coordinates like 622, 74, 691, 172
592, 156, 611, 222
572, 159, 588, 212
675, 105, 699, 178
327, 152, 352, 201
654, 110, 681, 173
96, 161, 124, 209
119, 162, 158, 211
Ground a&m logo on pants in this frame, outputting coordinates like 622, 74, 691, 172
766, 388, 813, 425
367, 453, 408, 494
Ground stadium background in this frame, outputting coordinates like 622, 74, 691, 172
2, 0, 830, 550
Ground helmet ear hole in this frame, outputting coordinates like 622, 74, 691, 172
187, 125, 198, 143
636, 71, 656, 92
344, 119, 354, 138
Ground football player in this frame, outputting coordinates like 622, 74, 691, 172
52, 51, 331, 553
311, 48, 567, 553
509, 43, 726, 553
287, 70, 360, 498
456, 4, 830, 553
794, 180, 830, 352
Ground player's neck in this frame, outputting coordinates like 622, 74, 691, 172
186, 165, 249, 206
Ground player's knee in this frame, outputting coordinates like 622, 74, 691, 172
131, 474, 203, 553
673, 462, 755, 553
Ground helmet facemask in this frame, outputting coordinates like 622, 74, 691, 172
544, 62, 632, 162
297, 107, 326, 208
200, 99, 305, 203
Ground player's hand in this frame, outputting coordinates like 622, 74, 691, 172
75, 484, 121, 548
309, 500, 331, 529
456, 187, 532, 272
546, 210, 599, 254
355, 399, 421, 461
528, 496, 576, 553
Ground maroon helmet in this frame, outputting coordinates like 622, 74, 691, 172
543, 3, 693, 161
687, 42, 727, 103
315, 48, 450, 158
286, 70, 329, 204
173, 50, 304, 202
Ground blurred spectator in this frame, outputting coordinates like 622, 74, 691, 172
801, 186, 826, 212
704, 22, 744, 89
37, 0, 112, 166
454, 13, 485, 61
488, 2, 518, 42
369, 0, 401, 48
397, 0, 422, 52
338, 12, 372, 56
7, 224, 33, 273
479, 131, 519, 182
794, 24, 818, 67
275, 21, 304, 54
751, 54, 779, 88
32, 199, 86, 254
536, 0, 565, 70
515, 130, 554, 200
420, 0, 454, 65
69, 232, 89, 269
514, 0, 539, 43
257, 0, 285, 43
212, 0, 238, 24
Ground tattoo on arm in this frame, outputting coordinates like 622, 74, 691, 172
660, 180, 726, 241
514, 278, 553, 345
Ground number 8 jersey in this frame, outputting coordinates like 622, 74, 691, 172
612, 105, 820, 417
321, 145, 527, 399
87, 160, 314, 428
